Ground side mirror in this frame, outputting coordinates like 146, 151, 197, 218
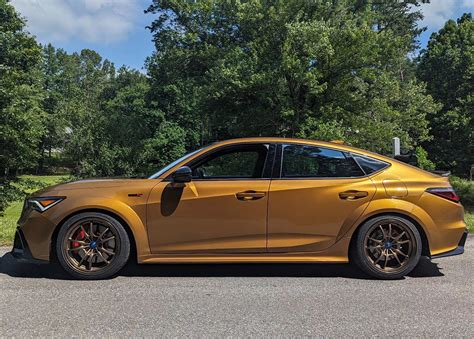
172, 166, 192, 183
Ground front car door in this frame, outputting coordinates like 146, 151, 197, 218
267, 143, 379, 252
147, 143, 275, 253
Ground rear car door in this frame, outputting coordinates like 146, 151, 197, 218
267, 143, 378, 252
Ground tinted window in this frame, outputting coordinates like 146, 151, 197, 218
352, 154, 389, 174
191, 144, 269, 179
282, 145, 364, 178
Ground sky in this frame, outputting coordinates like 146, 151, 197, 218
9, 0, 474, 71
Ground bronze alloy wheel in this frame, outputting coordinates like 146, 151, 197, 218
63, 218, 120, 272
56, 212, 130, 279
363, 220, 415, 273
353, 215, 422, 279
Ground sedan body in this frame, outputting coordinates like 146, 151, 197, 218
12, 138, 467, 279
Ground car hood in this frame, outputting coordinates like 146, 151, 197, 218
31, 178, 160, 196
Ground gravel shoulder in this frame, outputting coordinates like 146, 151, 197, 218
0, 236, 472, 337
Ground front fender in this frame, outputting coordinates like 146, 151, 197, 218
47, 197, 151, 259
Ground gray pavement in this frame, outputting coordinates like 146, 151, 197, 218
1, 236, 473, 337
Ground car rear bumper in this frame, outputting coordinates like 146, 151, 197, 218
11, 228, 48, 264
431, 230, 468, 259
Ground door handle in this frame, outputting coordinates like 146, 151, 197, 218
235, 190, 266, 201
339, 190, 368, 200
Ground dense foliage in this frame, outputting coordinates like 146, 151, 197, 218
145, 0, 437, 154
0, 0, 44, 211
418, 13, 474, 176
1, 0, 473, 215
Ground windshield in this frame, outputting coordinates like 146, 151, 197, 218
148, 148, 204, 179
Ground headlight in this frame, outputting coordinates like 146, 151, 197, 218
27, 197, 66, 213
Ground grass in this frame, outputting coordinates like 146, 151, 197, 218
465, 210, 474, 233
0, 175, 69, 246
0, 175, 473, 246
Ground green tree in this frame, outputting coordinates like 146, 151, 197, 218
145, 0, 437, 154
36, 44, 70, 173
56, 49, 116, 177
0, 0, 45, 213
418, 13, 473, 176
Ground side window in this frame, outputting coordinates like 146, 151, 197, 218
281, 145, 364, 178
351, 153, 389, 174
191, 144, 269, 179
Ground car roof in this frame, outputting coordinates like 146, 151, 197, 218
211, 137, 391, 161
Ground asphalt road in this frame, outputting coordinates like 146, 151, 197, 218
1, 237, 472, 337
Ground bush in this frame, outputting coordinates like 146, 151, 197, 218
450, 176, 474, 209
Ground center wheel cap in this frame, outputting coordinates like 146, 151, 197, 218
90, 241, 98, 249
384, 241, 393, 249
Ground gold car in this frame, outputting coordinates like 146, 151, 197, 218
12, 138, 467, 279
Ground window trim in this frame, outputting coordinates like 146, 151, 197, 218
273, 143, 391, 180
164, 142, 276, 182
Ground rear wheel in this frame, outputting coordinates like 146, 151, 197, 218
352, 215, 422, 279
56, 212, 130, 280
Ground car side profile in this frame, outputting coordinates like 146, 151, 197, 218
12, 138, 467, 280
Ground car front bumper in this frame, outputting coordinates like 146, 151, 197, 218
431, 230, 468, 259
11, 228, 49, 264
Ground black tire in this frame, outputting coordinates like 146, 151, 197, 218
56, 212, 130, 280
351, 215, 422, 280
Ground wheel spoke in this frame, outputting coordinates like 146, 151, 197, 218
78, 250, 90, 267
374, 252, 384, 265
394, 231, 406, 241
102, 236, 115, 243
69, 245, 88, 252
80, 225, 90, 239
379, 225, 387, 240
368, 237, 383, 244
98, 227, 109, 240
383, 250, 389, 268
97, 250, 110, 264
68, 238, 87, 245
87, 252, 94, 270
388, 223, 392, 239
100, 247, 115, 256
391, 249, 402, 265
89, 222, 95, 240
393, 248, 408, 257
396, 240, 410, 245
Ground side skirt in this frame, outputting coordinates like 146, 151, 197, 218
137, 237, 351, 264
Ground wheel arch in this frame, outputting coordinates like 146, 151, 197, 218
348, 211, 431, 258
50, 208, 142, 263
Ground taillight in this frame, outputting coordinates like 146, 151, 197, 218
426, 187, 460, 203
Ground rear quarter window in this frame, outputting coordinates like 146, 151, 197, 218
351, 153, 390, 175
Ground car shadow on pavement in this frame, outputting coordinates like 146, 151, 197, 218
0, 251, 444, 280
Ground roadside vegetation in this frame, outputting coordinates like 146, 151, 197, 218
0, 175, 69, 245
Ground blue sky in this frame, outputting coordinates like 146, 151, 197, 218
10, 0, 474, 71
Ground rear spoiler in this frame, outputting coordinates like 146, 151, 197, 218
429, 170, 451, 177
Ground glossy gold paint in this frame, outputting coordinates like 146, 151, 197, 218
18, 137, 467, 263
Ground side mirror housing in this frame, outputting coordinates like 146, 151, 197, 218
172, 166, 192, 183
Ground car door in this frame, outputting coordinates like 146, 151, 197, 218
267, 143, 377, 253
147, 143, 274, 253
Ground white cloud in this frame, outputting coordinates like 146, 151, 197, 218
10, 0, 142, 43
417, 0, 474, 30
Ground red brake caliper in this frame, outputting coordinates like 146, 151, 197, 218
72, 229, 86, 253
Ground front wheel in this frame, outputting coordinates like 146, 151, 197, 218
56, 212, 130, 280
351, 215, 422, 280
